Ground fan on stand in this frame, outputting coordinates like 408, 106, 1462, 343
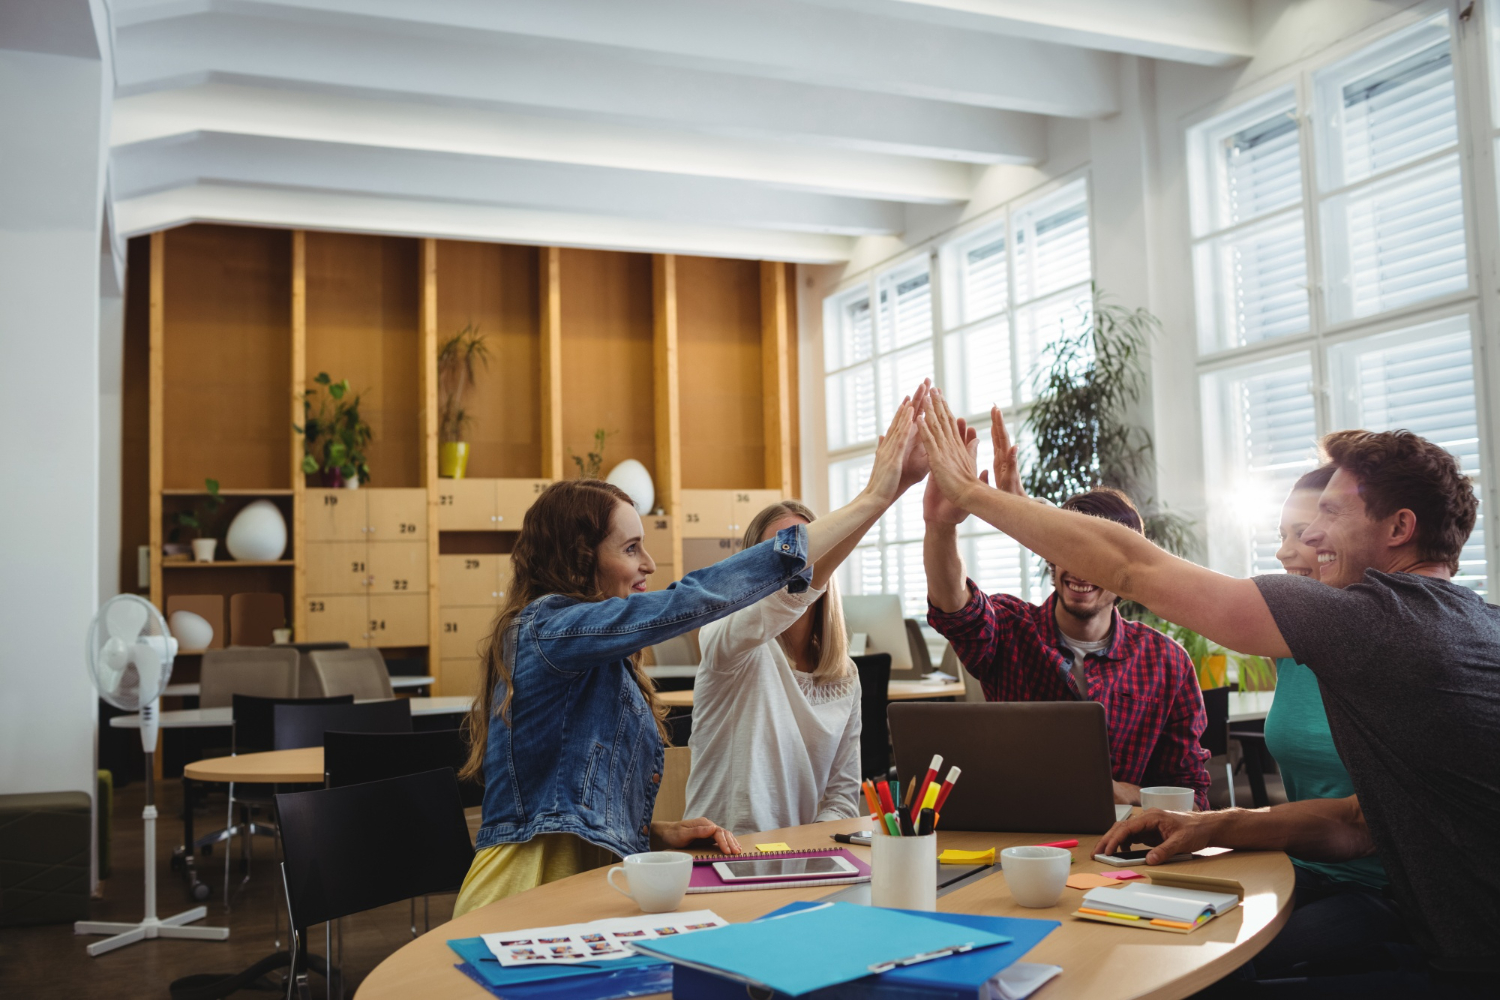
75, 594, 230, 957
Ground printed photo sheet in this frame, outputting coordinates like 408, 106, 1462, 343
482, 910, 728, 967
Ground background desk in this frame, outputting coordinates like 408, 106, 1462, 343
183, 747, 325, 784
1228, 690, 1274, 723
359, 815, 1293, 1000
107, 696, 473, 729
162, 676, 435, 699
657, 678, 964, 709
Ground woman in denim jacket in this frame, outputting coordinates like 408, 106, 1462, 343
453, 396, 923, 915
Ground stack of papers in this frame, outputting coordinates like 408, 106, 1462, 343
482, 911, 728, 966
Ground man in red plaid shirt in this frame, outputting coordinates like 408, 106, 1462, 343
923, 417, 1211, 810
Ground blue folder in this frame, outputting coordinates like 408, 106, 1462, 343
630, 901, 1011, 997
671, 903, 1059, 1000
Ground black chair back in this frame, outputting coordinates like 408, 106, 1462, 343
232, 693, 353, 753
1200, 686, 1230, 758
276, 768, 474, 930
854, 652, 893, 779
272, 699, 412, 751
324, 729, 483, 807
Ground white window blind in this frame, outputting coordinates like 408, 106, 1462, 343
878, 268, 933, 353
1014, 180, 1091, 304
1328, 317, 1486, 593
1223, 112, 1302, 225
960, 234, 1008, 324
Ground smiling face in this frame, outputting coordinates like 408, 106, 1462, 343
1050, 565, 1119, 623
1276, 488, 1324, 578
1300, 468, 1388, 589
593, 501, 656, 598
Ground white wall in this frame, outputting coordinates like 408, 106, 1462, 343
0, 3, 113, 817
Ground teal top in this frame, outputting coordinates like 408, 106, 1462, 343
1262, 658, 1389, 888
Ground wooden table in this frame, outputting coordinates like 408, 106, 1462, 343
163, 676, 436, 698
358, 816, 1293, 1000
184, 746, 326, 783
657, 678, 965, 708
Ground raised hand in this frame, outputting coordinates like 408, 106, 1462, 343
861, 397, 917, 507
918, 389, 985, 509
923, 417, 983, 524
898, 381, 934, 494
990, 406, 1025, 497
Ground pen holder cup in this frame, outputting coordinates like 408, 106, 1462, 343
871, 833, 937, 911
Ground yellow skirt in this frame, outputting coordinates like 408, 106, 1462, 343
453, 833, 618, 919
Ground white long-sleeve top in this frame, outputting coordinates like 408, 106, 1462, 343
684, 585, 863, 836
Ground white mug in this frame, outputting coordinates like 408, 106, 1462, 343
1140, 786, 1195, 812
606, 851, 692, 913
1000, 846, 1071, 908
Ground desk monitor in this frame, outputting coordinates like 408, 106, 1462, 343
841, 594, 915, 679
888, 702, 1118, 833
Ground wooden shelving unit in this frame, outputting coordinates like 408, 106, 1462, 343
133, 224, 800, 696
163, 560, 296, 569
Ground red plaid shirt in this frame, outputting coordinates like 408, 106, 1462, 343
929, 581, 1211, 809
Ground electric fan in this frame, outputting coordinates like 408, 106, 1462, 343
74, 594, 230, 956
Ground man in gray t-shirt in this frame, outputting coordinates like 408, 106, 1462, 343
917, 399, 1499, 990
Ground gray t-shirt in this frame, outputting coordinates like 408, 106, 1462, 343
1255, 571, 1500, 967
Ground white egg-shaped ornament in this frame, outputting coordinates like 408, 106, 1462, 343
605, 459, 655, 516
168, 610, 215, 651
225, 499, 288, 561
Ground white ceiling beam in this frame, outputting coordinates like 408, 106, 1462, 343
112, 82, 976, 205
112, 132, 908, 235
113, 13, 1049, 162
798, 0, 1253, 67
113, 0, 1119, 117
112, 182, 857, 262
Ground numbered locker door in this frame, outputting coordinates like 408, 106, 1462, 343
305, 541, 371, 595
306, 489, 369, 542
367, 488, 427, 541
367, 541, 428, 595
440, 606, 498, 660
494, 479, 551, 529
731, 490, 785, 536
440, 554, 502, 606
679, 490, 735, 539
302, 595, 370, 646
367, 593, 428, 648
437, 478, 496, 531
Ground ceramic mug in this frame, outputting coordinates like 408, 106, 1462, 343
1001, 846, 1071, 908
1140, 786, 1196, 812
606, 851, 692, 913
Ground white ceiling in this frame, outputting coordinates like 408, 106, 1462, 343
107, 0, 1252, 261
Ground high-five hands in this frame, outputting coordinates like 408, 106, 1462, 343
990, 405, 1026, 498
917, 389, 989, 510
859, 395, 919, 507
923, 416, 982, 524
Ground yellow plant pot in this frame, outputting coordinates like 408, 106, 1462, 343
1198, 653, 1228, 691
439, 441, 470, 479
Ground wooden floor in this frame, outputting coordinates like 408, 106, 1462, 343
0, 777, 475, 998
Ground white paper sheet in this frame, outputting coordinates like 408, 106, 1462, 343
483, 910, 728, 966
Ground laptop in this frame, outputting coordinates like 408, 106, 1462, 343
887, 702, 1119, 834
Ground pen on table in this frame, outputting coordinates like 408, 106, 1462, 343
933, 766, 961, 813
831, 832, 872, 845
1037, 839, 1078, 849
915, 754, 943, 813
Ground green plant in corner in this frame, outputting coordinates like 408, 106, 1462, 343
296, 372, 373, 487
437, 323, 490, 444
570, 428, 613, 479
169, 478, 224, 543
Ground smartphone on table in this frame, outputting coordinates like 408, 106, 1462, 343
1093, 848, 1194, 866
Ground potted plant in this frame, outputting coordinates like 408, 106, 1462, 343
571, 428, 612, 479
169, 478, 225, 562
296, 372, 372, 488
437, 324, 490, 479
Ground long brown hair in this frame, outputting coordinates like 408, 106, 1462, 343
740, 500, 852, 683
460, 479, 668, 783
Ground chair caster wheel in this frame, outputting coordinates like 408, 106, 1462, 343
190, 879, 211, 902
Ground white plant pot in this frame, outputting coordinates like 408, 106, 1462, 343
225, 499, 288, 561
344, 474, 360, 490
191, 538, 217, 563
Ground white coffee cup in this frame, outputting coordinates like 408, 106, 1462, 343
606, 851, 692, 913
1140, 786, 1195, 812
1000, 846, 1071, 908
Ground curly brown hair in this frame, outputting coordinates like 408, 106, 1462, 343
1321, 429, 1477, 574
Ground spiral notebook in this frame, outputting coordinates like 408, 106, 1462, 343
688, 848, 870, 893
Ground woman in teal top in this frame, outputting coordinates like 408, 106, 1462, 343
1262, 464, 1388, 890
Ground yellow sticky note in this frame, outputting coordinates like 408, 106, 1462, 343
755, 843, 791, 853
938, 848, 996, 865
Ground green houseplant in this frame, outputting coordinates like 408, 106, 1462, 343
571, 428, 612, 479
437, 323, 490, 479
169, 478, 225, 561
296, 372, 372, 488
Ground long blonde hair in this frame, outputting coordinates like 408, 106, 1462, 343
741, 500, 852, 683
459, 480, 668, 783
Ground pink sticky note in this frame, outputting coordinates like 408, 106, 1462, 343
1101, 869, 1144, 880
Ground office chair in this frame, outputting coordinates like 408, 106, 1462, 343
271, 700, 412, 751
199, 647, 300, 708
1200, 686, 1235, 809
307, 648, 395, 700
277, 769, 475, 1000
853, 653, 892, 779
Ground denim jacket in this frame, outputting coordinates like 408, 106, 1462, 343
475, 524, 812, 859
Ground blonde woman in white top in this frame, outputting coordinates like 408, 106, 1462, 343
685, 499, 872, 836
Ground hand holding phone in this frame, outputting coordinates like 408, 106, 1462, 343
1094, 849, 1194, 866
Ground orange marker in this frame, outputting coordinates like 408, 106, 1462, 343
862, 781, 883, 819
